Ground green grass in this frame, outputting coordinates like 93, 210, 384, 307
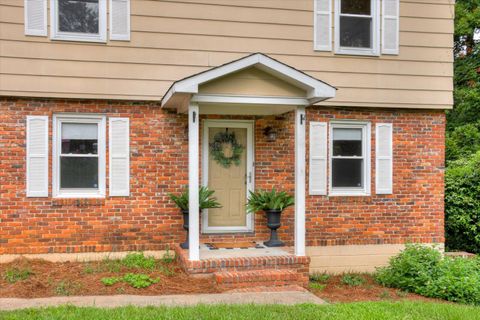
1, 301, 480, 320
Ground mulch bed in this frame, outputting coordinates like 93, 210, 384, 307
0, 258, 220, 298
309, 274, 445, 304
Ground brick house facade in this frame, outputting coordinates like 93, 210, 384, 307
0, 0, 453, 275
0, 97, 445, 256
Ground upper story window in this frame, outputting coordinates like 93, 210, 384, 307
50, 0, 107, 42
335, 0, 379, 56
314, 0, 397, 56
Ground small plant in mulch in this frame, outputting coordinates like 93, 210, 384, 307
160, 248, 176, 265
123, 273, 160, 288
158, 264, 176, 277
309, 272, 330, 284
341, 274, 366, 287
101, 257, 123, 273
3, 267, 33, 284
101, 274, 160, 289
308, 282, 326, 291
121, 253, 156, 270
379, 290, 392, 300
55, 280, 82, 296
396, 289, 408, 298
101, 277, 122, 286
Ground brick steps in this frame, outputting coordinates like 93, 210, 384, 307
214, 269, 308, 289
175, 245, 310, 290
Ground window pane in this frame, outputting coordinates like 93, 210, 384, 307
60, 157, 98, 189
61, 123, 98, 154
332, 159, 363, 188
341, 0, 371, 15
58, 0, 99, 34
340, 16, 372, 48
333, 128, 363, 156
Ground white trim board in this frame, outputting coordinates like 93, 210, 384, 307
201, 120, 255, 234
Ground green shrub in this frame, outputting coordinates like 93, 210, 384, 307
376, 244, 480, 305
341, 274, 366, 287
445, 152, 480, 254
122, 273, 159, 289
376, 244, 442, 292
3, 267, 33, 283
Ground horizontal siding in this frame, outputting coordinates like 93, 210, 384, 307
0, 0, 454, 108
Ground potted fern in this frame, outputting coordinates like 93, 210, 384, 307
246, 188, 294, 247
169, 186, 221, 249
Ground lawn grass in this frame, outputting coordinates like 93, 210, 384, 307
1, 301, 480, 320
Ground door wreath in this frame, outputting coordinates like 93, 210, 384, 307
210, 130, 244, 168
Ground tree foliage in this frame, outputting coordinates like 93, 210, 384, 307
445, 0, 480, 252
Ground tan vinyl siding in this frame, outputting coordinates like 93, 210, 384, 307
0, 0, 454, 109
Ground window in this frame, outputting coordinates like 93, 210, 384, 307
329, 122, 370, 196
53, 115, 106, 198
50, 0, 107, 42
334, 0, 379, 56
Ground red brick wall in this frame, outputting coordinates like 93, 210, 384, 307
306, 108, 445, 246
0, 98, 445, 254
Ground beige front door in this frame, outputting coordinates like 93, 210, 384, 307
203, 121, 254, 233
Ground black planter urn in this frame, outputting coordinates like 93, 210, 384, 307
263, 209, 285, 247
180, 209, 190, 249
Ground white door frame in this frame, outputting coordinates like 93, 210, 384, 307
202, 119, 255, 233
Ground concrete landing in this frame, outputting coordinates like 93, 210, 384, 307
0, 291, 326, 311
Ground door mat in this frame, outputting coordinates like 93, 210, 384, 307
205, 242, 261, 250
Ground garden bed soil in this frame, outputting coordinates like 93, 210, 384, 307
309, 274, 446, 304
0, 258, 219, 298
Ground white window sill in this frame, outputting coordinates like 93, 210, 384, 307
329, 190, 371, 197
335, 47, 380, 57
54, 192, 105, 199
50, 34, 106, 43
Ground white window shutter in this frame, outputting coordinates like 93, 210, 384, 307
26, 116, 48, 197
109, 117, 130, 196
110, 0, 131, 41
376, 123, 393, 194
314, 0, 332, 51
24, 0, 47, 36
382, 0, 399, 55
309, 122, 328, 195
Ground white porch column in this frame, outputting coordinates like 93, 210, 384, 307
188, 102, 200, 261
294, 106, 306, 256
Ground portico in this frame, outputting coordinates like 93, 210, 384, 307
161, 53, 336, 261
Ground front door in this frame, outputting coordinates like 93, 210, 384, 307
202, 120, 254, 233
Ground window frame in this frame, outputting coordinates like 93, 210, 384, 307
53, 114, 106, 198
50, 0, 107, 43
334, 0, 380, 56
329, 121, 371, 196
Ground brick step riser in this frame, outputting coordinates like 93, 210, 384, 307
214, 269, 309, 289
184, 264, 308, 275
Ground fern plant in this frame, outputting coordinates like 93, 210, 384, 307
246, 188, 294, 213
169, 186, 222, 211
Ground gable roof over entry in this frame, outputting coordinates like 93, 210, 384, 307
161, 53, 337, 111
